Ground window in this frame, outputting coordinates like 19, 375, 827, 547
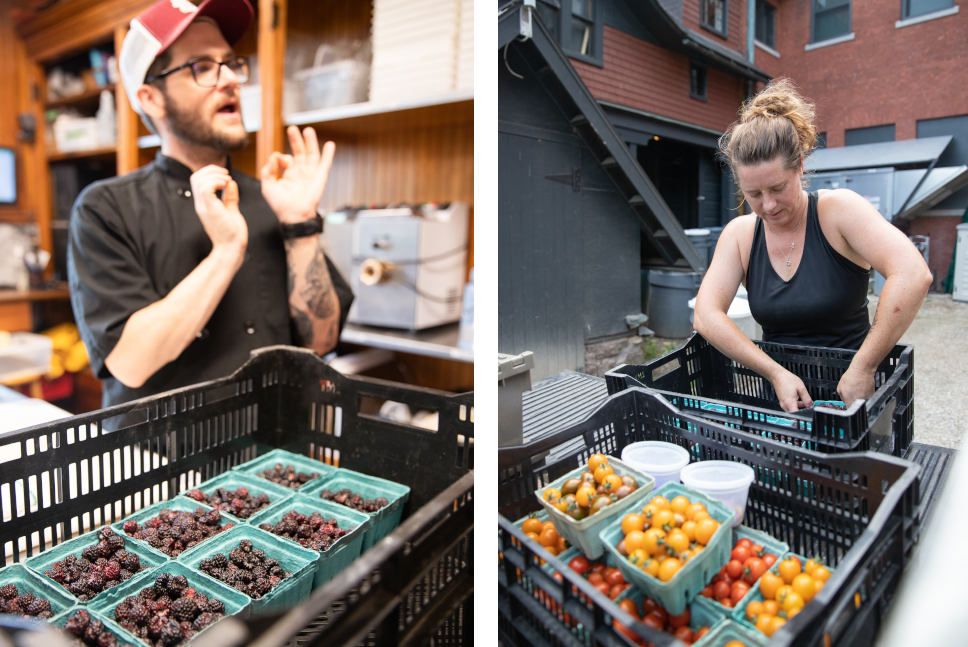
845, 124, 895, 146
570, 0, 594, 56
816, 132, 827, 149
903, 0, 955, 19
536, 0, 602, 64
701, 0, 728, 37
536, 0, 560, 42
690, 62, 707, 101
755, 0, 777, 48
812, 0, 851, 43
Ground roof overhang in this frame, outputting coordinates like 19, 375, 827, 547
806, 136, 953, 172
895, 166, 968, 221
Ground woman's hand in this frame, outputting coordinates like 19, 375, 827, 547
771, 369, 814, 413
837, 364, 875, 408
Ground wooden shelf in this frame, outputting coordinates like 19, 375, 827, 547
284, 90, 474, 133
47, 146, 116, 162
45, 83, 115, 110
0, 283, 70, 304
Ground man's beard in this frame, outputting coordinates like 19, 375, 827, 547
163, 92, 248, 152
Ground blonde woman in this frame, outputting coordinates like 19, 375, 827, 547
693, 79, 931, 413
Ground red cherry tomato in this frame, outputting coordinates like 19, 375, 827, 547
642, 614, 664, 631
700, 585, 714, 598
750, 543, 764, 557
605, 568, 626, 587
719, 597, 735, 608
668, 608, 690, 629
764, 554, 778, 568
588, 572, 604, 586
731, 545, 751, 563
726, 559, 745, 580
673, 626, 693, 643
552, 572, 563, 583
713, 580, 731, 600
647, 608, 668, 628
609, 584, 625, 600
730, 581, 750, 604
736, 538, 752, 549
745, 557, 767, 585
641, 597, 660, 615
618, 598, 640, 619
568, 556, 590, 575
590, 562, 607, 574
594, 581, 611, 596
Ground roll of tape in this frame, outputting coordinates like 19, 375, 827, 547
360, 258, 391, 286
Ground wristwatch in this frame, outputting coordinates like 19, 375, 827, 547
280, 214, 324, 240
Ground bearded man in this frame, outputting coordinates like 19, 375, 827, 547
68, 0, 352, 409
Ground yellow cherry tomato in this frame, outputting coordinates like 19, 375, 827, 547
685, 502, 707, 521
762, 600, 780, 617
544, 544, 560, 556
813, 566, 831, 583
539, 526, 560, 547
622, 513, 646, 535
588, 453, 608, 473
594, 465, 615, 484
642, 503, 660, 525
766, 616, 786, 637
755, 613, 773, 635
694, 518, 719, 545
624, 530, 646, 554
792, 573, 816, 603
602, 474, 623, 493
680, 549, 695, 561
522, 518, 543, 534
658, 557, 682, 582
575, 486, 597, 507
681, 520, 697, 542
814, 579, 825, 595
643, 528, 667, 556
759, 572, 784, 601
775, 585, 793, 604
746, 600, 764, 621
782, 591, 805, 614
526, 532, 540, 542
804, 558, 821, 577
653, 509, 677, 530
670, 496, 690, 515
694, 510, 711, 523
650, 496, 671, 510
628, 548, 650, 570
778, 558, 802, 584
665, 528, 690, 555
543, 488, 562, 504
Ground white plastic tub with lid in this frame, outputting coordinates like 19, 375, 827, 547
679, 461, 755, 527
620, 441, 691, 488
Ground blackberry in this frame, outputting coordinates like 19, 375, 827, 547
77, 558, 92, 570
204, 510, 221, 526
120, 569, 134, 581
45, 566, 67, 583
26, 597, 50, 616
37, 610, 54, 621
158, 619, 184, 646
185, 489, 205, 502
170, 575, 189, 593
122, 520, 139, 534
68, 581, 90, 598
86, 573, 105, 592
211, 554, 228, 569
104, 580, 120, 591
103, 561, 121, 580
3, 600, 21, 615
258, 524, 273, 532
83, 619, 105, 643
97, 631, 117, 647
148, 614, 167, 639
113, 599, 132, 623
98, 527, 117, 541
171, 597, 198, 622
207, 599, 225, 614
125, 553, 141, 571
82, 546, 99, 562
129, 602, 150, 626
154, 574, 172, 595
114, 549, 130, 562
0, 585, 18, 601
263, 558, 279, 570
192, 612, 219, 632
107, 534, 125, 551
65, 609, 92, 635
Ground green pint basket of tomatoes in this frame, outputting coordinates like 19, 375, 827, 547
536, 453, 655, 559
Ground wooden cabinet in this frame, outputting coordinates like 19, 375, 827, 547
5, 0, 474, 395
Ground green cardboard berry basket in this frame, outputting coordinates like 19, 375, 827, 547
694, 524, 790, 617
51, 607, 136, 646
0, 563, 77, 621
246, 492, 369, 589
178, 472, 294, 523
24, 530, 168, 606
111, 498, 238, 558
696, 618, 769, 647
177, 524, 319, 616
301, 468, 411, 552
599, 482, 736, 616
230, 449, 336, 491
89, 559, 251, 638
615, 585, 727, 645
732, 551, 835, 633
528, 456, 656, 560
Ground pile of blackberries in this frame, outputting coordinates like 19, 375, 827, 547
319, 488, 389, 513
184, 486, 272, 519
43, 527, 144, 601
113, 572, 225, 647
121, 508, 232, 558
258, 510, 351, 551
0, 583, 55, 619
196, 539, 291, 600
257, 464, 320, 489
63, 609, 122, 647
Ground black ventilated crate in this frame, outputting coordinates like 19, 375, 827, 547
0, 346, 473, 646
604, 333, 914, 456
498, 387, 920, 647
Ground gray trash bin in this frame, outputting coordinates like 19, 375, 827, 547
685, 229, 711, 270
706, 226, 725, 265
647, 270, 703, 338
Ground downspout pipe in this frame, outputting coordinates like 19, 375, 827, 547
747, 0, 756, 62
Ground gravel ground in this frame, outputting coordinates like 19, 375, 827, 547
888, 293, 968, 449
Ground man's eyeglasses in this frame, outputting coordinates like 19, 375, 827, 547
145, 56, 249, 87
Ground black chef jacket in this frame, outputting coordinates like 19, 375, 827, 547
68, 152, 352, 410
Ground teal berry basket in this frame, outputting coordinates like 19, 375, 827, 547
695, 525, 791, 616
695, 618, 769, 647
528, 457, 656, 560
599, 482, 735, 616
615, 585, 727, 645
731, 552, 835, 633
231, 449, 336, 492
179, 472, 294, 523
301, 468, 411, 552
0, 563, 77, 621
177, 524, 319, 616
111, 498, 238, 558
51, 607, 136, 646
24, 530, 168, 605
246, 492, 369, 589
89, 560, 251, 639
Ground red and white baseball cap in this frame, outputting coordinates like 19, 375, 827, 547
119, 0, 254, 126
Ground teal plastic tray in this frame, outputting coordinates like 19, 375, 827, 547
599, 482, 736, 616
177, 524, 318, 615
615, 585, 727, 643
695, 618, 768, 647
111, 498, 237, 557
731, 552, 836, 632
24, 530, 168, 605
178, 471, 294, 523
697, 525, 790, 616
231, 449, 336, 491
51, 607, 135, 646
89, 560, 251, 637
527, 457, 656, 560
301, 468, 411, 552
0, 563, 76, 621
246, 492, 369, 589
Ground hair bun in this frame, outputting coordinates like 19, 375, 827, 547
739, 78, 817, 156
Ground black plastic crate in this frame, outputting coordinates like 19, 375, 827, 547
604, 333, 914, 456
0, 346, 473, 646
498, 387, 920, 647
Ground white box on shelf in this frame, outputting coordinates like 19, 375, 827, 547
0, 333, 53, 383
52, 117, 98, 153
294, 59, 369, 111
240, 84, 262, 132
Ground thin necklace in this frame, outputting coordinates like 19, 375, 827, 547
765, 193, 805, 267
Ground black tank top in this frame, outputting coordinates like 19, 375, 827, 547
747, 191, 871, 350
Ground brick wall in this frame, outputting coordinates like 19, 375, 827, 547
682, 0, 748, 57
572, 26, 746, 133
908, 215, 962, 291
756, 0, 968, 146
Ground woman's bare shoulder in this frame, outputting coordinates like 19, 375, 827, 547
721, 214, 758, 240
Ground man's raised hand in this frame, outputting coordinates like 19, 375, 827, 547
190, 165, 248, 252
260, 125, 336, 224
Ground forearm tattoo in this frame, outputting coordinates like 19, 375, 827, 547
286, 241, 337, 347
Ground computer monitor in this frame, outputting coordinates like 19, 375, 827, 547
0, 148, 15, 204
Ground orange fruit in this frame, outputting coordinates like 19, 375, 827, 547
624, 530, 646, 554
792, 573, 816, 603
759, 572, 784, 600
575, 486, 597, 507
650, 496, 671, 510
665, 528, 690, 554
653, 509, 677, 530
670, 496, 690, 515
622, 513, 646, 535
685, 502, 707, 520
778, 559, 802, 584
804, 558, 821, 576
781, 591, 805, 614
765, 616, 786, 637
694, 518, 719, 545
762, 600, 780, 616
602, 474, 623, 493
521, 518, 542, 534
543, 488, 562, 504
755, 613, 773, 634
643, 528, 667, 556
594, 464, 615, 484
658, 558, 682, 582
746, 600, 764, 621
813, 566, 831, 583
539, 526, 560, 548
681, 520, 697, 542
588, 453, 608, 473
